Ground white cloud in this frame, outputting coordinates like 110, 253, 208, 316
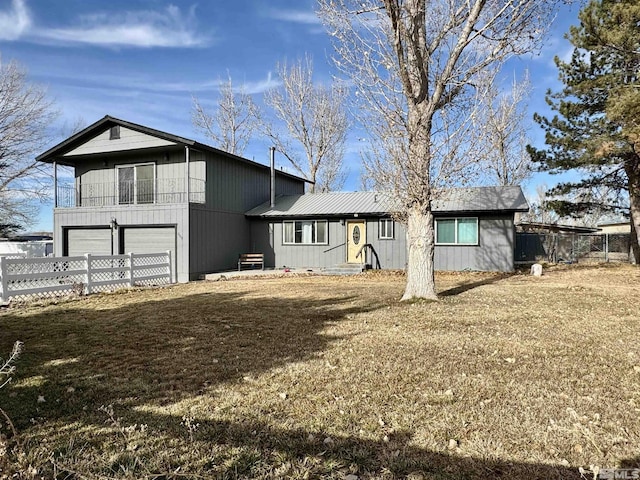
0, 0, 31, 40
38, 5, 209, 48
267, 9, 321, 25
241, 72, 281, 95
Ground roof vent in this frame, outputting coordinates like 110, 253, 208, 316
109, 126, 120, 140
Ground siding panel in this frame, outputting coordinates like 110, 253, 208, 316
54, 204, 190, 282
189, 205, 251, 277
434, 214, 515, 272
64, 127, 176, 156
250, 218, 407, 269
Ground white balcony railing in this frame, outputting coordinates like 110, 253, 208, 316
57, 178, 205, 208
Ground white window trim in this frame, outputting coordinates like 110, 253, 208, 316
116, 162, 156, 205
379, 218, 394, 240
435, 217, 479, 246
282, 220, 329, 245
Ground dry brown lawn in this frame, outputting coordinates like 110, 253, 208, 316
0, 264, 639, 479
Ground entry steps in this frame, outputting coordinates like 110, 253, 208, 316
321, 263, 369, 275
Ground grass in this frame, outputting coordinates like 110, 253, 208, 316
0, 264, 639, 479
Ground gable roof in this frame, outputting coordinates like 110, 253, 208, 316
246, 186, 529, 217
36, 115, 310, 184
37, 116, 195, 164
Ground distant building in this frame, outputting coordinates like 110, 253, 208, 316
597, 221, 631, 234
0, 233, 53, 258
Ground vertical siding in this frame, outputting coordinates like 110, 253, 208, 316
276, 175, 306, 195
73, 149, 206, 205
434, 213, 515, 272
249, 217, 406, 269
188, 204, 251, 277
365, 219, 407, 269
204, 151, 306, 210
250, 219, 345, 268
53, 204, 190, 282
249, 214, 515, 272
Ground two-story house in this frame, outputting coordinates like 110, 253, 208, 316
38, 115, 529, 281
37, 116, 307, 282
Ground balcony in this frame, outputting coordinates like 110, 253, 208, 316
56, 178, 206, 208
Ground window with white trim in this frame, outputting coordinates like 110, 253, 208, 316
117, 163, 155, 205
435, 217, 478, 245
283, 220, 328, 244
379, 218, 394, 239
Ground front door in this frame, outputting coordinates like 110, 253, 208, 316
346, 220, 366, 263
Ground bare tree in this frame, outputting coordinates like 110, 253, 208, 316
317, 0, 561, 300
473, 71, 533, 186
262, 56, 349, 193
192, 74, 258, 156
522, 184, 560, 224
0, 56, 58, 235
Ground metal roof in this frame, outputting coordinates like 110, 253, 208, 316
246, 186, 529, 217
517, 222, 601, 234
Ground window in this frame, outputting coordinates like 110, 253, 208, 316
109, 125, 120, 140
283, 220, 328, 244
117, 163, 155, 205
379, 218, 394, 239
435, 217, 478, 245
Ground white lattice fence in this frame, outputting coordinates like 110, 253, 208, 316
0, 251, 173, 303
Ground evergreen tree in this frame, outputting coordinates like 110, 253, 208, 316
529, 0, 640, 262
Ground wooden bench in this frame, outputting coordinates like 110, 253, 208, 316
238, 253, 264, 271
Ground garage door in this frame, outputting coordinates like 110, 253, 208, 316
122, 227, 176, 258
66, 228, 111, 256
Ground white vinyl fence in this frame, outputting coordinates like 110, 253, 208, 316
0, 252, 173, 303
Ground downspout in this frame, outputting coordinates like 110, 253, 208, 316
270, 146, 276, 208
185, 146, 190, 202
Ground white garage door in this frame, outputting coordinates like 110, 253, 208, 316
66, 228, 111, 256
122, 227, 176, 258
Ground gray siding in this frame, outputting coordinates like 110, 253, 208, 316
74, 148, 204, 206
249, 213, 516, 272
434, 213, 515, 272
64, 127, 176, 156
203, 152, 304, 211
366, 219, 407, 269
250, 218, 407, 269
54, 204, 190, 282
189, 205, 251, 277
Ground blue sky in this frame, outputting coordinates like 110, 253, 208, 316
0, 0, 583, 232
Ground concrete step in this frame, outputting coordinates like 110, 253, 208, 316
321, 264, 368, 275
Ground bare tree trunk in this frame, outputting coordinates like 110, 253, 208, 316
402, 205, 437, 300
627, 165, 640, 264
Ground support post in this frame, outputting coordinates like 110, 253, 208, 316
185, 146, 190, 202
166, 250, 173, 283
85, 253, 92, 295
129, 252, 135, 287
270, 146, 276, 208
605, 233, 609, 262
53, 160, 58, 208
0, 257, 7, 303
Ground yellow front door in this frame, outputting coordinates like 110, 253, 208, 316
346, 220, 366, 263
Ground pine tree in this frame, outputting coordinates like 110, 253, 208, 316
529, 0, 640, 263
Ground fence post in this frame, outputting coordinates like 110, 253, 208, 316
166, 250, 173, 283
129, 252, 135, 288
605, 233, 609, 262
0, 256, 7, 303
85, 253, 93, 295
